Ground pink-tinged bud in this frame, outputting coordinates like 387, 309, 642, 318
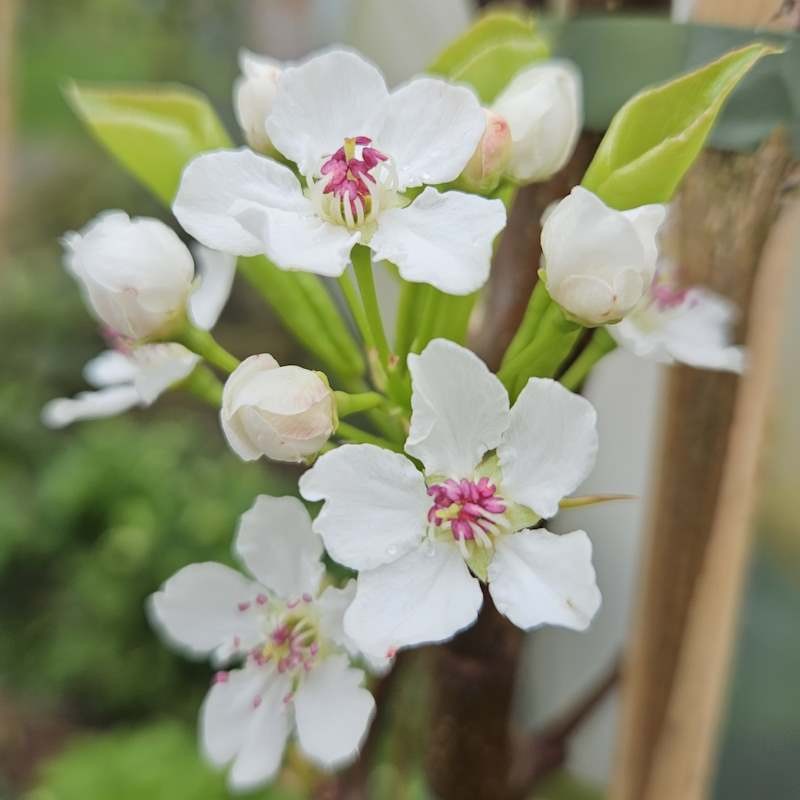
457, 110, 512, 194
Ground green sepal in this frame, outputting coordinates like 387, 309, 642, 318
582, 42, 780, 209
467, 547, 492, 582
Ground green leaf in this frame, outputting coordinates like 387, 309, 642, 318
582, 43, 780, 209
66, 82, 232, 203
66, 82, 364, 380
429, 11, 549, 102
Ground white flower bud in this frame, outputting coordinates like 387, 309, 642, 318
541, 187, 667, 326
458, 109, 512, 193
64, 211, 194, 340
221, 354, 336, 463
492, 60, 582, 184
233, 49, 281, 154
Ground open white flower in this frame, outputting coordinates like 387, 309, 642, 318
149, 495, 375, 791
173, 48, 507, 295
609, 262, 744, 373
492, 60, 582, 184
41, 343, 200, 428
234, 49, 282, 153
541, 187, 667, 326
65, 211, 236, 340
299, 339, 601, 660
221, 354, 337, 463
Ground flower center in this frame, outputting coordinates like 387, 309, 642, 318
309, 136, 395, 229
427, 477, 507, 556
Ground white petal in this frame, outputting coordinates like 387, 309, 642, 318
131, 343, 200, 404
188, 245, 237, 330
406, 339, 509, 478
228, 672, 293, 791
316, 581, 356, 652
266, 49, 388, 176
41, 386, 142, 428
370, 188, 506, 295
235, 204, 358, 278
299, 444, 429, 571
83, 350, 137, 387
200, 666, 291, 790
234, 495, 324, 600
343, 540, 482, 659
371, 77, 485, 189
498, 378, 598, 519
148, 562, 263, 662
294, 655, 375, 768
488, 529, 601, 631
172, 147, 310, 256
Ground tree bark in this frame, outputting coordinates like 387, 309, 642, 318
610, 130, 795, 800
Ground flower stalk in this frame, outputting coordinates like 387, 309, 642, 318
175, 324, 240, 373
351, 245, 391, 371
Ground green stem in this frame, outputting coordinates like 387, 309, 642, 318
176, 326, 240, 373
394, 280, 419, 360
501, 280, 550, 368
335, 390, 386, 418
336, 421, 404, 452
180, 365, 223, 406
338, 271, 374, 349
352, 245, 391, 368
410, 286, 440, 354
560, 328, 618, 391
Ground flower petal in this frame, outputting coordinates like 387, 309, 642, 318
488, 529, 601, 631
343, 539, 482, 659
200, 666, 292, 791
371, 77, 485, 189
406, 339, 509, 478
234, 204, 358, 278
316, 581, 356, 652
148, 562, 263, 662
41, 386, 142, 429
299, 444, 429, 570
498, 378, 598, 519
370, 188, 506, 295
234, 495, 324, 600
172, 147, 310, 256
188, 245, 237, 330
294, 655, 375, 769
266, 49, 388, 176
131, 343, 200, 404
83, 350, 137, 387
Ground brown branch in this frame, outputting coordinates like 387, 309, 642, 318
509, 658, 622, 798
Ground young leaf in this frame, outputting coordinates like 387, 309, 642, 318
428, 11, 549, 102
582, 43, 779, 209
66, 82, 232, 203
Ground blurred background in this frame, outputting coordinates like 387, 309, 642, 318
0, 1, 797, 798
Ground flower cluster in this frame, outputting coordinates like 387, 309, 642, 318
48, 40, 747, 791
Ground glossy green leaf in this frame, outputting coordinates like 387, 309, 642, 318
582, 43, 779, 209
66, 82, 365, 380
66, 82, 232, 203
429, 11, 549, 102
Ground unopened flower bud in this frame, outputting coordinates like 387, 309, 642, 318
221, 354, 336, 463
63, 211, 194, 340
457, 110, 512, 193
541, 187, 666, 326
493, 60, 582, 184
233, 49, 281, 154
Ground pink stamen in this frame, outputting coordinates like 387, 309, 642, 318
252, 695, 262, 709
427, 478, 507, 542
320, 136, 387, 215
237, 601, 250, 612
255, 593, 268, 606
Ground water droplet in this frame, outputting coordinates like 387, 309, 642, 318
386, 545, 398, 558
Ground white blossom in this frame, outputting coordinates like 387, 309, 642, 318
609, 261, 745, 373
64, 212, 236, 340
149, 495, 375, 791
221, 355, 336, 463
458, 109, 512, 193
41, 344, 200, 428
233, 49, 281, 154
299, 339, 601, 660
173, 48, 507, 295
492, 60, 582, 184
541, 187, 667, 325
